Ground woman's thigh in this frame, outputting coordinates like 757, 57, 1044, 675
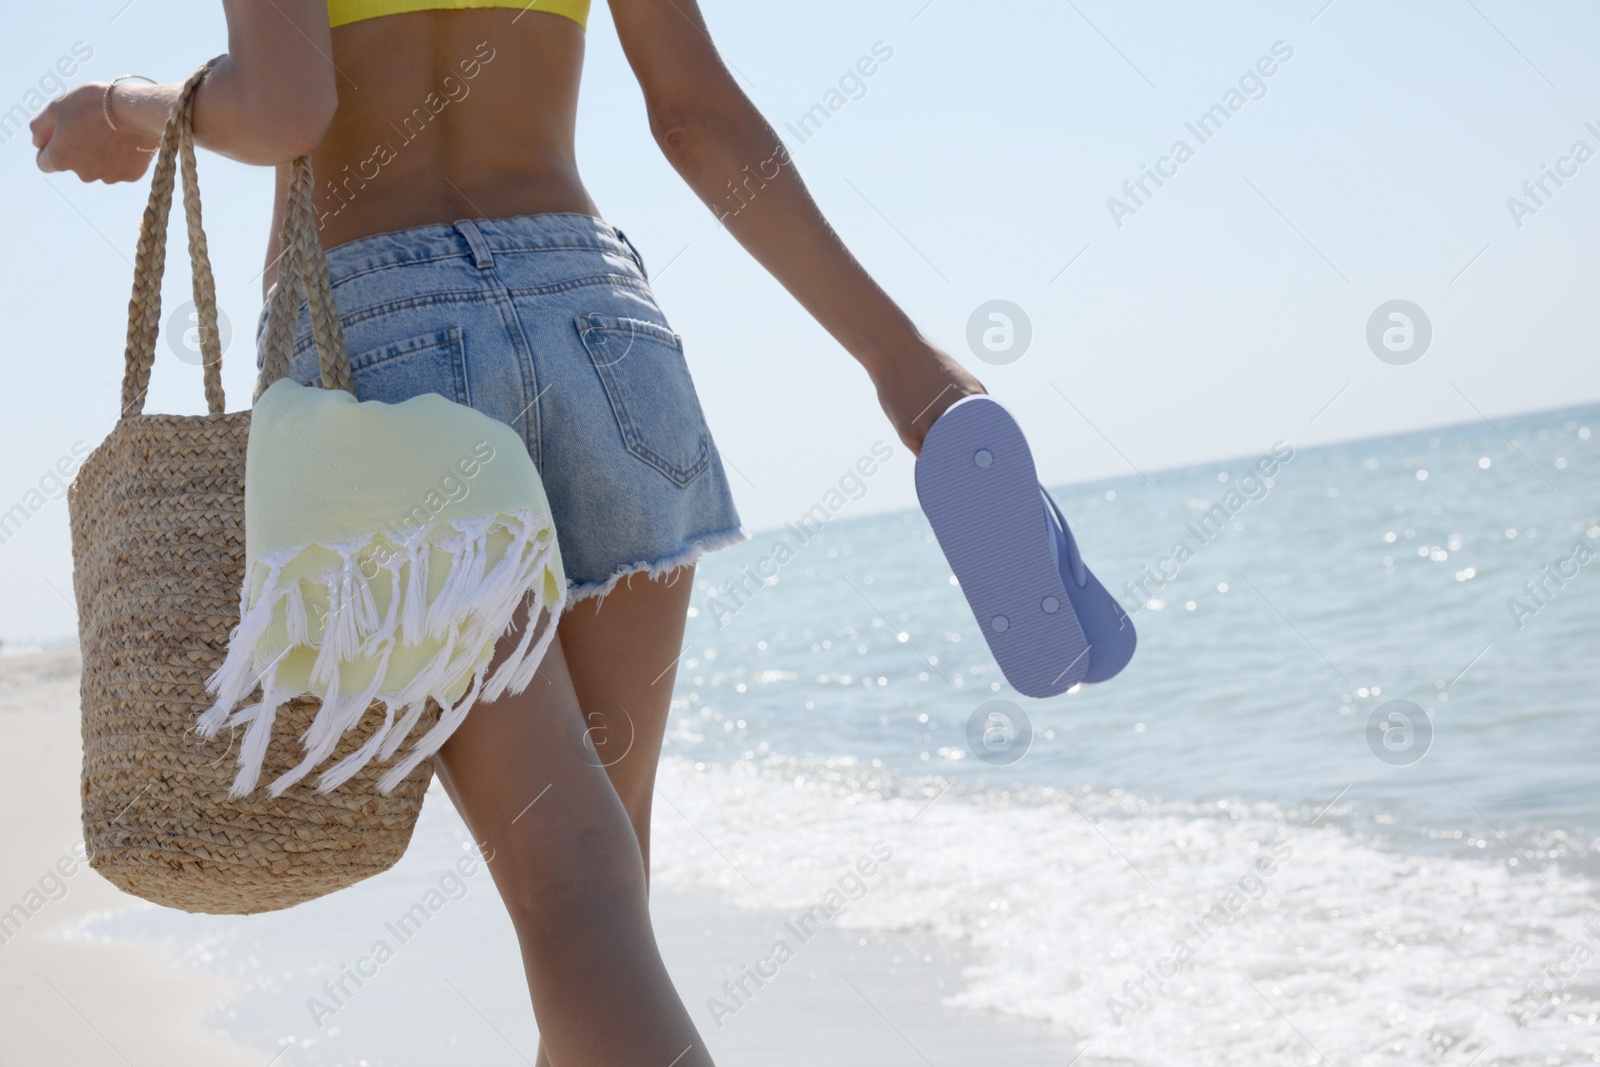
556, 566, 697, 870
432, 619, 713, 1066
432, 625, 646, 909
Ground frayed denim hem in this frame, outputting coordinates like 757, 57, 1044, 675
563, 526, 749, 610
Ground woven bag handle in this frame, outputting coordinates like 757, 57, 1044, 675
254, 154, 354, 398
119, 56, 225, 418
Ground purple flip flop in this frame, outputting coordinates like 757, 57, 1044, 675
915, 395, 1135, 697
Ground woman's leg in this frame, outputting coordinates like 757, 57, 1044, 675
555, 566, 698, 876
431, 614, 711, 1067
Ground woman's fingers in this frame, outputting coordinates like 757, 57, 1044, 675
30, 86, 155, 183
30, 102, 59, 171
875, 344, 988, 456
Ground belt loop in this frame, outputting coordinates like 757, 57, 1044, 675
613, 226, 649, 281
453, 218, 495, 269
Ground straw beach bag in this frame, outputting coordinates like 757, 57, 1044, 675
69, 59, 437, 915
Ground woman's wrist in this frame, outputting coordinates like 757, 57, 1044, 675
837, 308, 934, 382
103, 76, 154, 131
104, 79, 177, 144
858, 339, 932, 385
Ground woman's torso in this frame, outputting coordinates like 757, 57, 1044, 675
266, 9, 595, 294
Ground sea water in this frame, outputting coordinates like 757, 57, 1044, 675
75, 402, 1600, 1065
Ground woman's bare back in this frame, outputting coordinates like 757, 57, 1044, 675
273, 11, 596, 285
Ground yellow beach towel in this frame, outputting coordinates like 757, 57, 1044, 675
199, 377, 566, 797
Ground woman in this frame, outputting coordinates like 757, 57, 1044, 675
32, 1, 983, 1061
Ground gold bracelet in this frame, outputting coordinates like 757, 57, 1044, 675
102, 74, 157, 133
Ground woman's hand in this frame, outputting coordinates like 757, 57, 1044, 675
35, 1, 338, 182
32, 83, 160, 184
872, 343, 988, 456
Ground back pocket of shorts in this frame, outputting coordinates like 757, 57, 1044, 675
577, 314, 710, 487
341, 326, 470, 408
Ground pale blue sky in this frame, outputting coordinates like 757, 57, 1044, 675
3, 0, 1597, 643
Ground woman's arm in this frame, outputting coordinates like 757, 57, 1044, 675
32, 0, 336, 180
608, 0, 984, 453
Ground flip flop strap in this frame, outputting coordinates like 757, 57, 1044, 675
1040, 486, 1088, 589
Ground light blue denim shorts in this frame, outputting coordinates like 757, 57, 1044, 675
256, 213, 746, 605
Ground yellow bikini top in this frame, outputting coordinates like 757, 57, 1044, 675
329, 0, 589, 30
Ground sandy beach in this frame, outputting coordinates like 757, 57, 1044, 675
0, 646, 1083, 1066
0, 647, 265, 1065
652, 888, 1082, 1066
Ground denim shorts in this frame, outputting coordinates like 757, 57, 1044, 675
255, 213, 746, 605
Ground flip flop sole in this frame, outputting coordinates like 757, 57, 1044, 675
916, 396, 1091, 697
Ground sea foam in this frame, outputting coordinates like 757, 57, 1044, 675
652, 755, 1600, 1066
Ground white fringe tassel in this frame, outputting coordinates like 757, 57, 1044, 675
199, 508, 565, 798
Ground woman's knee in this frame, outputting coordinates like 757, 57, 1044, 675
498, 818, 649, 941
609, 766, 654, 835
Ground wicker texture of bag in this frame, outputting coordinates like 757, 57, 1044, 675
69, 58, 439, 915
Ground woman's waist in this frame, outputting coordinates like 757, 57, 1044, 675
256, 210, 654, 366
264, 210, 651, 339
307, 149, 599, 248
